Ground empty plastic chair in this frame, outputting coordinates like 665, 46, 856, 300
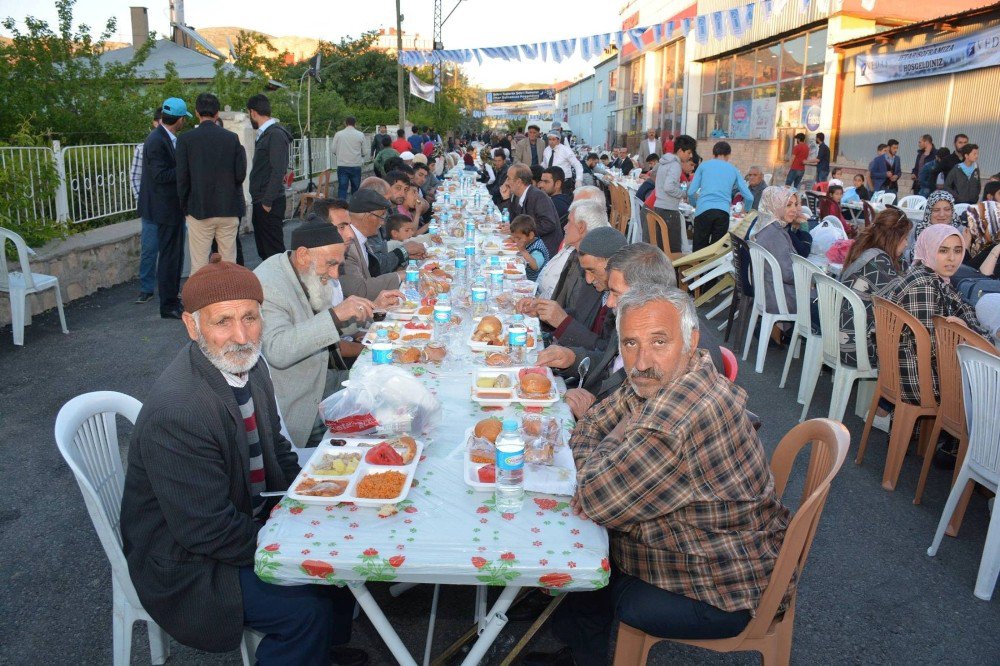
614, 419, 850, 666
54, 392, 170, 666
763, 173, 773, 185
800, 274, 879, 423
780, 255, 823, 403
1, 226, 68, 345
879, 192, 896, 206
927, 345, 1000, 601
898, 195, 927, 211
743, 240, 798, 374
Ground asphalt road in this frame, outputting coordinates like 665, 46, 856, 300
1, 227, 997, 666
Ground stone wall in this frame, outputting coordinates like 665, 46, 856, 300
1, 219, 143, 328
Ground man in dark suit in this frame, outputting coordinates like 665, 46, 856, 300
138, 97, 190, 319
120, 258, 366, 664
538, 166, 572, 224
501, 163, 563, 256
176, 92, 247, 273
247, 93, 293, 260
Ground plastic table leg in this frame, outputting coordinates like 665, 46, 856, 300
348, 582, 418, 666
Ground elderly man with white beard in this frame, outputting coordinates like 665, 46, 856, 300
120, 257, 368, 665
254, 218, 401, 447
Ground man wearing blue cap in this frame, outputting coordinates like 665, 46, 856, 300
138, 97, 192, 319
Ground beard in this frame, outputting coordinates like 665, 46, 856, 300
250, 119, 259, 130
302, 261, 336, 312
196, 330, 262, 375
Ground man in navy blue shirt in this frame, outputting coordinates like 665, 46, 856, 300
408, 128, 425, 153
814, 132, 831, 184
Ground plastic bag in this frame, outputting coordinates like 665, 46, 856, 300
810, 220, 847, 257
319, 366, 442, 436
521, 415, 563, 466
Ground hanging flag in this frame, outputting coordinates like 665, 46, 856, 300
695, 15, 709, 44
764, 0, 774, 17
473, 49, 483, 65
651, 23, 663, 43
800, 0, 811, 13
616, 30, 625, 47
580, 35, 593, 60
682, 17, 693, 36
665, 20, 675, 40
745, 2, 756, 28
711, 11, 726, 40
409, 72, 435, 103
521, 43, 538, 60
729, 8, 744, 37
627, 28, 645, 51
539, 41, 548, 61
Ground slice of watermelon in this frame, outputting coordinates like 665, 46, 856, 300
477, 464, 496, 483
365, 442, 404, 466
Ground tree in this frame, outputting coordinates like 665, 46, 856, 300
0, 0, 154, 144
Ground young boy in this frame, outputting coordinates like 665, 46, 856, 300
386, 213, 416, 252
509, 214, 549, 281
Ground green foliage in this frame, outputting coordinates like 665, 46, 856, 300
0, 139, 66, 258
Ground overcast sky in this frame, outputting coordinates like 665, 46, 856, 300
5, 0, 623, 89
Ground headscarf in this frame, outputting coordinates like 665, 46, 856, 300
913, 222, 966, 282
914, 190, 960, 239
751, 186, 797, 236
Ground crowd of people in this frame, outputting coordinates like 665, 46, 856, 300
115, 95, 1000, 666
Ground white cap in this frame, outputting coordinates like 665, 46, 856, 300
400, 151, 415, 160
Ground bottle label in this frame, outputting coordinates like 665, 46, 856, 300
508, 328, 527, 347
455, 257, 467, 269
472, 288, 487, 302
465, 245, 476, 256
433, 306, 452, 323
496, 447, 524, 471
371, 343, 393, 365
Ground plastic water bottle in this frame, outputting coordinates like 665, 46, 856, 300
404, 260, 420, 300
502, 209, 510, 225
465, 219, 476, 241
464, 244, 477, 281
471, 280, 488, 318
508, 316, 527, 365
433, 293, 452, 340
372, 329, 392, 365
495, 418, 525, 513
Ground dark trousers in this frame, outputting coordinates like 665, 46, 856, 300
252, 198, 286, 261
693, 209, 730, 252
337, 166, 362, 200
551, 570, 751, 666
155, 221, 185, 313
652, 207, 683, 254
239, 565, 355, 666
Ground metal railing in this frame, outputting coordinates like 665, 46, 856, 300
1, 136, 372, 227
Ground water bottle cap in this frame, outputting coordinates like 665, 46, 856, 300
502, 418, 518, 432
376, 329, 388, 338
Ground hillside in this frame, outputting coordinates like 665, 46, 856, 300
197, 26, 319, 63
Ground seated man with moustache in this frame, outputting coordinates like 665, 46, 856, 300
120, 258, 368, 665
255, 218, 400, 447
525, 285, 790, 666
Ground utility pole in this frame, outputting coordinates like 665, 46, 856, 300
396, 0, 406, 129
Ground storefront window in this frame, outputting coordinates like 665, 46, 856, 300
701, 59, 717, 95
756, 45, 780, 84
780, 35, 805, 80
717, 56, 734, 90
779, 79, 802, 103
713, 92, 731, 136
805, 29, 826, 77
734, 50, 755, 89
802, 75, 823, 103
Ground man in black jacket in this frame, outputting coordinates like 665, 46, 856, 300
120, 258, 365, 665
176, 93, 247, 273
501, 164, 563, 255
138, 97, 190, 319
247, 94, 293, 260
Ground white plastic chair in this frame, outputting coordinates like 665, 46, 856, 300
928, 345, 1000, 600
56, 391, 256, 666
955, 202, 972, 218
898, 195, 927, 211
743, 240, 798, 373
54, 391, 170, 666
780, 256, 824, 403
1, 226, 68, 345
874, 192, 896, 206
800, 274, 879, 423
763, 173, 773, 185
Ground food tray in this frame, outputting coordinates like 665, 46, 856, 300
467, 316, 541, 352
460, 425, 577, 495
385, 302, 434, 321
471, 367, 559, 407
361, 321, 434, 347
288, 437, 424, 507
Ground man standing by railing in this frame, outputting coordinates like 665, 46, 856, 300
331, 115, 366, 201
247, 94, 292, 260
138, 97, 190, 319
176, 93, 247, 273
130, 108, 161, 304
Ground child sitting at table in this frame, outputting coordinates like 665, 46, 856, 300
509, 214, 549, 281
386, 213, 416, 252
820, 184, 854, 236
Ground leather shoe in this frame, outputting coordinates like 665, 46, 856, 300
135, 292, 154, 304
520, 647, 576, 665
160, 309, 183, 320
331, 646, 369, 666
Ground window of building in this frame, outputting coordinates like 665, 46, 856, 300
656, 39, 686, 137
699, 27, 826, 140
608, 71, 617, 103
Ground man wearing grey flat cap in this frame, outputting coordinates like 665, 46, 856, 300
339, 189, 408, 299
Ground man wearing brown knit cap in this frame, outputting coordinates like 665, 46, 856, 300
120, 256, 367, 666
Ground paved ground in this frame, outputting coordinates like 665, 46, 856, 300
1, 227, 998, 666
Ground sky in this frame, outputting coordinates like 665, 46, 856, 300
4, 0, 623, 89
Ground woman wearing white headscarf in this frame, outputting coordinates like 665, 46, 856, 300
749, 186, 807, 314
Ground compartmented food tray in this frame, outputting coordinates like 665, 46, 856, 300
470, 367, 559, 407
287, 437, 424, 507
361, 321, 434, 347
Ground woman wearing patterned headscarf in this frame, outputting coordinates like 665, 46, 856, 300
903, 190, 961, 265
878, 224, 988, 404
749, 186, 807, 314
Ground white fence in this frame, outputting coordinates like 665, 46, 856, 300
1, 137, 368, 226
